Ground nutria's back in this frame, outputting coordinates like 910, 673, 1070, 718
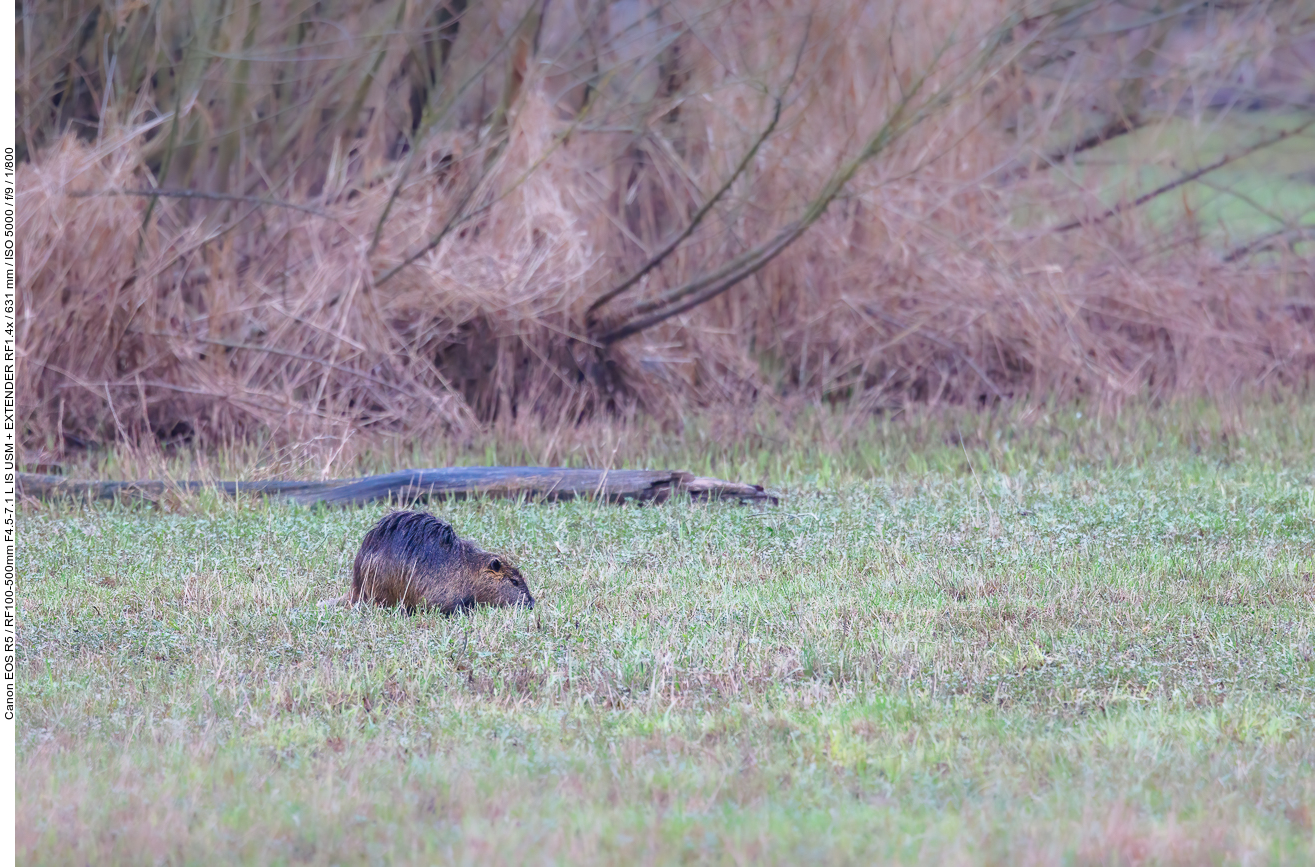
346, 511, 533, 615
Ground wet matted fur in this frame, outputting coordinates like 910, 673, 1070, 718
324, 511, 533, 615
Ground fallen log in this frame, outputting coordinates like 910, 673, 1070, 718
17, 467, 778, 507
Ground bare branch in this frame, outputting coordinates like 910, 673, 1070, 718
1224, 226, 1315, 263
592, 2, 1053, 345
366, 2, 534, 256
586, 15, 812, 318
71, 188, 338, 219
851, 303, 1005, 400
139, 331, 428, 400
1051, 117, 1315, 233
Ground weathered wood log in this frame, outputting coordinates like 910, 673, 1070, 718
17, 467, 777, 507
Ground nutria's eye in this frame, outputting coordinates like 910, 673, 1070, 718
488, 558, 502, 572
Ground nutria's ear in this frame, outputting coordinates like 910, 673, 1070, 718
488, 558, 502, 572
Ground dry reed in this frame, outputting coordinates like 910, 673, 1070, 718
16, 0, 1315, 453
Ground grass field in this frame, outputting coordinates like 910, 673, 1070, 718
17, 403, 1315, 864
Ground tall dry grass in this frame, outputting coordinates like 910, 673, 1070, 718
16, 0, 1315, 453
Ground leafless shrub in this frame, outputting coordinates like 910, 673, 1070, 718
16, 0, 1315, 453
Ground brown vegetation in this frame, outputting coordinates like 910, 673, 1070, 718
16, 0, 1315, 452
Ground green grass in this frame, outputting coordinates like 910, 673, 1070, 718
1067, 111, 1315, 250
18, 402, 1315, 864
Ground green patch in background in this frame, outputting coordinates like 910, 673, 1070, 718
1066, 110, 1315, 254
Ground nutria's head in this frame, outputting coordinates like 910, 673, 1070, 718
479, 554, 534, 610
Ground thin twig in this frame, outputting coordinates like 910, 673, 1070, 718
138, 331, 423, 398
371, 79, 605, 289
1032, 116, 1147, 178
585, 16, 811, 318
858, 305, 1004, 400
595, 217, 809, 344
73, 187, 337, 219
1052, 117, 1315, 232
366, 1, 532, 256
369, 170, 489, 289
1223, 226, 1315, 263
586, 94, 782, 317
593, 2, 1049, 345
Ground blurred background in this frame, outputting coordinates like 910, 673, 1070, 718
15, 0, 1315, 460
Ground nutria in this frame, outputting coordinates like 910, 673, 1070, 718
321, 511, 533, 614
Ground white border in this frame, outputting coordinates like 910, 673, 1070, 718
1, 0, 17, 862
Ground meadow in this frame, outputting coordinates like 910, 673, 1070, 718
16, 402, 1315, 864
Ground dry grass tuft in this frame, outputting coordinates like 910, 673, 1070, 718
17, 0, 1315, 452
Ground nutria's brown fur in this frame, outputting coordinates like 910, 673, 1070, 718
321, 511, 533, 615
